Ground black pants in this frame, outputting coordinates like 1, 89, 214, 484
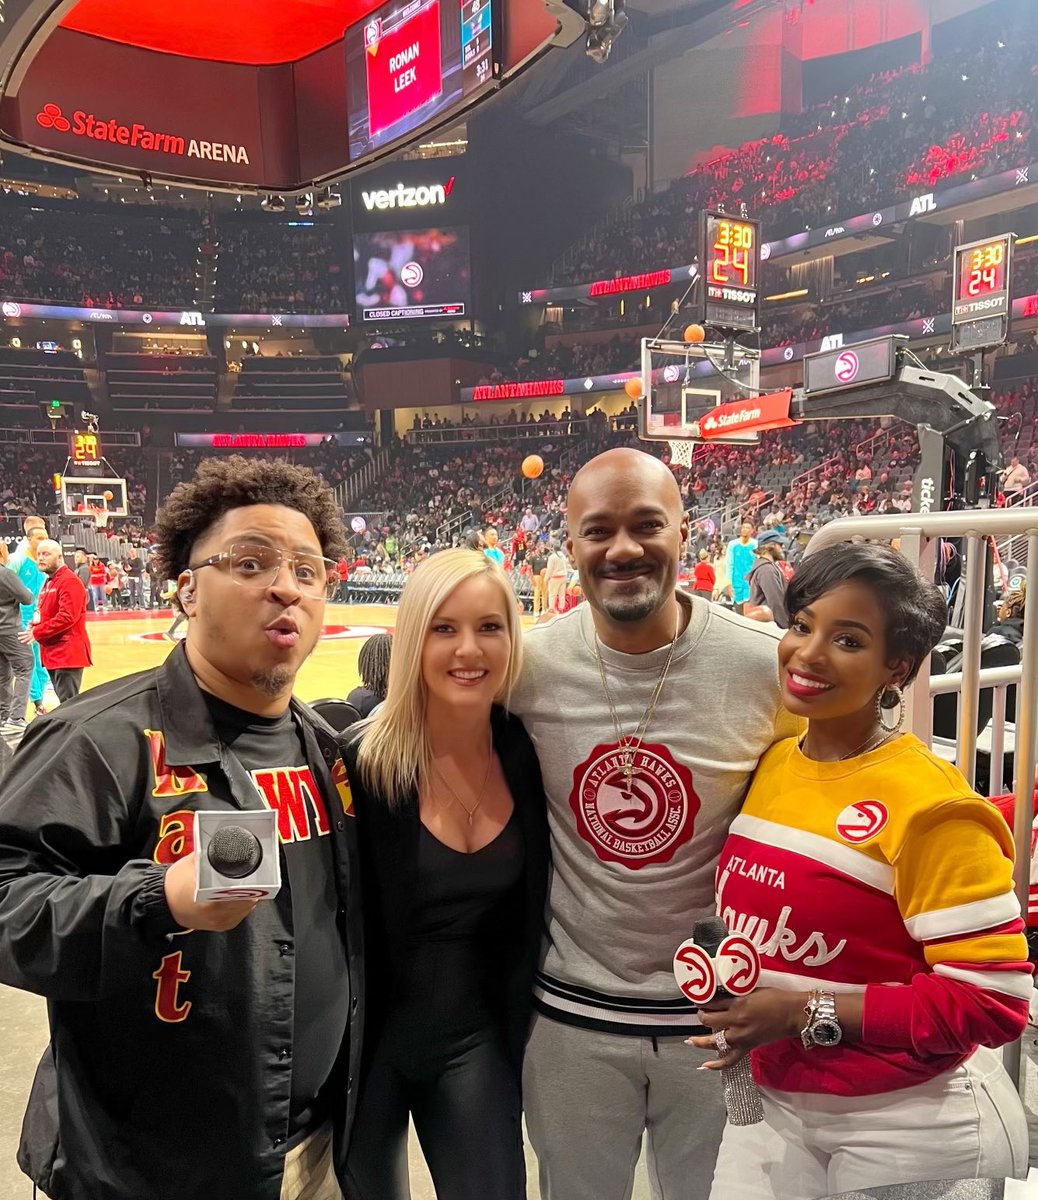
345, 1026, 524, 1200
48, 668, 83, 704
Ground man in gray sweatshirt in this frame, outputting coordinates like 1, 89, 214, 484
0, 540, 36, 735
510, 448, 797, 1200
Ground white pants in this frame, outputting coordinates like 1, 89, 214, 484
709, 1047, 1028, 1199
546, 576, 567, 613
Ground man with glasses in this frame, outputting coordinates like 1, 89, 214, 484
0, 456, 364, 1200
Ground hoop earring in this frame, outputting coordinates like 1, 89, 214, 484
876, 684, 905, 734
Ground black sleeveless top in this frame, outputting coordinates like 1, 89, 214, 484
383, 809, 524, 1053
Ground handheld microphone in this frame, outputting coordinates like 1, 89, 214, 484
207, 825, 264, 880
193, 810, 281, 902
673, 915, 764, 1126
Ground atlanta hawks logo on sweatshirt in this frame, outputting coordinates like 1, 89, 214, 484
570, 740, 700, 868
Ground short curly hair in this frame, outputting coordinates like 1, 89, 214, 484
153, 456, 347, 590
786, 542, 947, 685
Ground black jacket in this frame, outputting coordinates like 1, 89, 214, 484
0, 645, 364, 1200
342, 706, 549, 1078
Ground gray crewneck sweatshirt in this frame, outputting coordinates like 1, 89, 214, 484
510, 592, 797, 1035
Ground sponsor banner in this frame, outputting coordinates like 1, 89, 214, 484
695, 389, 795, 439
0, 301, 349, 327
175, 433, 370, 449
520, 160, 1038, 306
519, 265, 697, 307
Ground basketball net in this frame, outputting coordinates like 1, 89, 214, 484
667, 439, 694, 469
87, 505, 111, 530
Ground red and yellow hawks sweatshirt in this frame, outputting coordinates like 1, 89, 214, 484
717, 733, 1031, 1096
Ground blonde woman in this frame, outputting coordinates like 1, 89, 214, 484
342, 550, 549, 1200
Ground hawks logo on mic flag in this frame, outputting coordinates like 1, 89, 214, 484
835, 800, 889, 844
673, 932, 760, 1004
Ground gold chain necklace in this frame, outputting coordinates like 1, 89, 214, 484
594, 608, 682, 786
800, 727, 898, 763
432, 748, 494, 825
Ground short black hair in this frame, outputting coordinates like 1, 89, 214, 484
153, 455, 346, 586
786, 543, 947, 683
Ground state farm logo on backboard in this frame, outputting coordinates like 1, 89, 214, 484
569, 741, 699, 869
33, 103, 251, 166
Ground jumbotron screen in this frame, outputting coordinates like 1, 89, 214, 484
346, 0, 495, 163
354, 226, 471, 321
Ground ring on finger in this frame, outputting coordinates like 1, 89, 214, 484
714, 1029, 730, 1055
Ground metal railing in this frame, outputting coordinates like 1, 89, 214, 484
333, 451, 389, 511
805, 508, 1038, 1091
404, 419, 587, 446
997, 479, 1038, 568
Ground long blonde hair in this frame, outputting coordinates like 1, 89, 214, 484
356, 549, 523, 806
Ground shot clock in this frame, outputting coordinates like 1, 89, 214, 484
701, 211, 761, 333
951, 232, 1014, 351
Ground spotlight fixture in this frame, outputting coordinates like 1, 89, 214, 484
316, 188, 342, 210
295, 192, 314, 214
260, 194, 286, 213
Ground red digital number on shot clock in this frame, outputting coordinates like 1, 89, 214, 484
960, 240, 1005, 299
711, 219, 754, 287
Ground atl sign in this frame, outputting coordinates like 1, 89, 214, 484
35, 104, 251, 165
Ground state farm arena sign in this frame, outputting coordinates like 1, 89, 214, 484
35, 104, 250, 165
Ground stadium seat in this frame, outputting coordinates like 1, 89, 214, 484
311, 699, 363, 732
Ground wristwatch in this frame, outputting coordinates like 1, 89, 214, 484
800, 989, 843, 1049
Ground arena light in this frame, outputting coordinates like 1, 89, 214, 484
295, 192, 314, 214
316, 187, 341, 209
260, 194, 286, 213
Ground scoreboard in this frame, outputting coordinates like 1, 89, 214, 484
951, 232, 1014, 351
701, 212, 761, 333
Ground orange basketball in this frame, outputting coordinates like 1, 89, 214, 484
683, 323, 706, 343
624, 376, 644, 400
102, 489, 114, 501
521, 454, 544, 480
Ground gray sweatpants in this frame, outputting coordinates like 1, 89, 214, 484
523, 1012, 726, 1200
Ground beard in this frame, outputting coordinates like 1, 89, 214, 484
249, 666, 296, 697
595, 574, 667, 623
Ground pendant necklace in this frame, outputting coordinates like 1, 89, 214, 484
594, 608, 682, 786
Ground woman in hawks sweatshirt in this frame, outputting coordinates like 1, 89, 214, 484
692, 542, 1030, 1198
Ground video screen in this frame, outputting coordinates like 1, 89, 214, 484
355, 226, 471, 321
346, 0, 494, 163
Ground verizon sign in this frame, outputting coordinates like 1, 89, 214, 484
35, 103, 251, 165
361, 177, 455, 211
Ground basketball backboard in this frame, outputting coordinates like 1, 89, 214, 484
638, 339, 762, 464
60, 475, 129, 519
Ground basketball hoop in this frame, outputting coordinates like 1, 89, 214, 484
86, 505, 111, 530
667, 439, 695, 469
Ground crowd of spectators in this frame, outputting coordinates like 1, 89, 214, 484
215, 222, 349, 314
0, 203, 203, 309
551, 30, 1038, 285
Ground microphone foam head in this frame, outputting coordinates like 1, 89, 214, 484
692, 916, 730, 957
207, 825, 263, 880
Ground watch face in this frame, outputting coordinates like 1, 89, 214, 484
811, 1019, 843, 1047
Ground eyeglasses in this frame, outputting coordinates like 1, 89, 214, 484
188, 541, 337, 599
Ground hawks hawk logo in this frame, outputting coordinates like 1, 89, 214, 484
836, 800, 889, 844
569, 742, 699, 869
